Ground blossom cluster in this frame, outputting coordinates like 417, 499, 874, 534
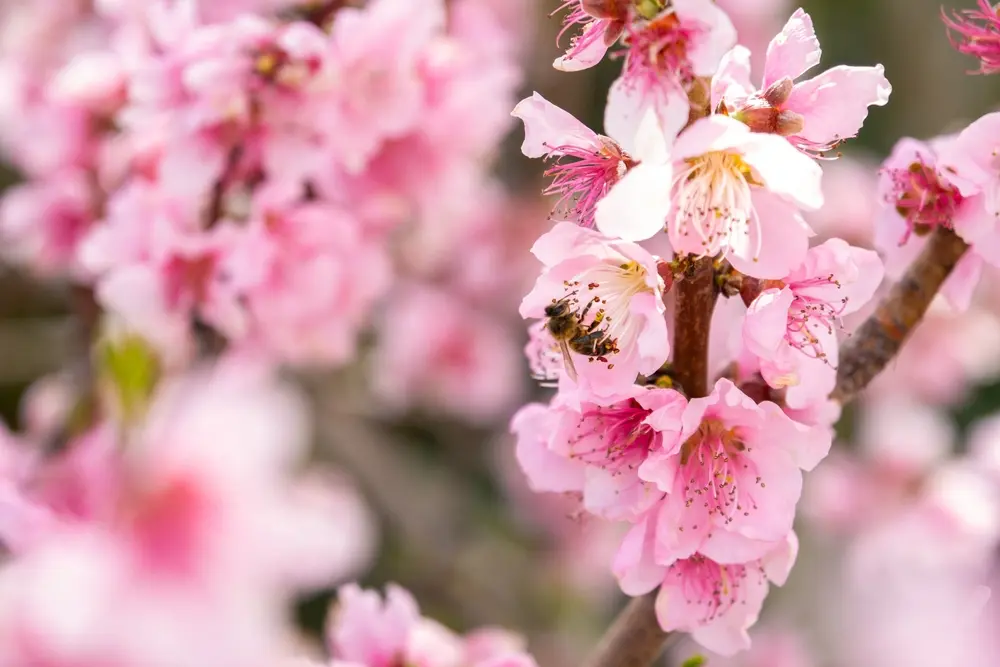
512, 2, 894, 654
0, 0, 532, 424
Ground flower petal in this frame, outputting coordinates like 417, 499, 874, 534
511, 92, 599, 158
763, 8, 821, 87
595, 162, 674, 242
785, 65, 891, 146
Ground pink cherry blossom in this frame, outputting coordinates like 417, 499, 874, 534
942, 0, 1000, 74
598, 114, 822, 279
614, 518, 799, 655
876, 135, 992, 311
716, 9, 891, 156
741, 238, 883, 408
638, 378, 830, 563
605, 0, 736, 148
513, 386, 687, 521
520, 221, 669, 396
512, 92, 639, 229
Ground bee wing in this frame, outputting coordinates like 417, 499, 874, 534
558, 338, 578, 382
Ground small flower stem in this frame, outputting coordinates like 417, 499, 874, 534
832, 226, 969, 404
671, 256, 718, 398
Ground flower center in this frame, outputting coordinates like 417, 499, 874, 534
785, 274, 846, 363
667, 555, 761, 624
625, 11, 695, 83
670, 152, 758, 258
568, 399, 656, 471
558, 260, 652, 367
544, 137, 635, 228
886, 159, 964, 242
677, 419, 762, 528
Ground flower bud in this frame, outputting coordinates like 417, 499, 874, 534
761, 76, 794, 107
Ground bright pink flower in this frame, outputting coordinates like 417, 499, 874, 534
520, 222, 668, 397
716, 9, 891, 156
742, 239, 883, 408
614, 519, 799, 655
513, 386, 687, 521
639, 378, 830, 563
598, 114, 822, 279
552, 0, 631, 72
942, 0, 1000, 74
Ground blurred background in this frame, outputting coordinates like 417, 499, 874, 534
2, 1, 1000, 666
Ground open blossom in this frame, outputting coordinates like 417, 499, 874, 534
876, 135, 991, 311
607, 0, 736, 147
614, 516, 799, 656
638, 378, 830, 563
716, 9, 890, 156
520, 221, 668, 396
942, 0, 1000, 74
741, 238, 883, 408
328, 584, 538, 667
511, 385, 686, 521
512, 92, 641, 229
598, 114, 822, 279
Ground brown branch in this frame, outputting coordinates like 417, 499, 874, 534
582, 593, 676, 667
832, 226, 969, 404
671, 257, 718, 398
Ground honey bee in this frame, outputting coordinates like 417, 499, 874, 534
544, 294, 619, 382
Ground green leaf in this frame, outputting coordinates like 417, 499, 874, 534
98, 333, 161, 424
681, 656, 708, 667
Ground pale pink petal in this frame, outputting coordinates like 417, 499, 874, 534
672, 114, 753, 160
711, 45, 754, 110
936, 111, 1000, 199
785, 65, 891, 146
674, 0, 737, 76
510, 404, 586, 494
510, 92, 599, 158
554, 20, 614, 72
758, 402, 832, 471
763, 8, 821, 87
941, 252, 984, 312
743, 287, 795, 360
613, 514, 666, 596
761, 532, 800, 586
605, 75, 688, 156
729, 190, 812, 279
740, 132, 824, 211
700, 530, 785, 564
595, 162, 674, 242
